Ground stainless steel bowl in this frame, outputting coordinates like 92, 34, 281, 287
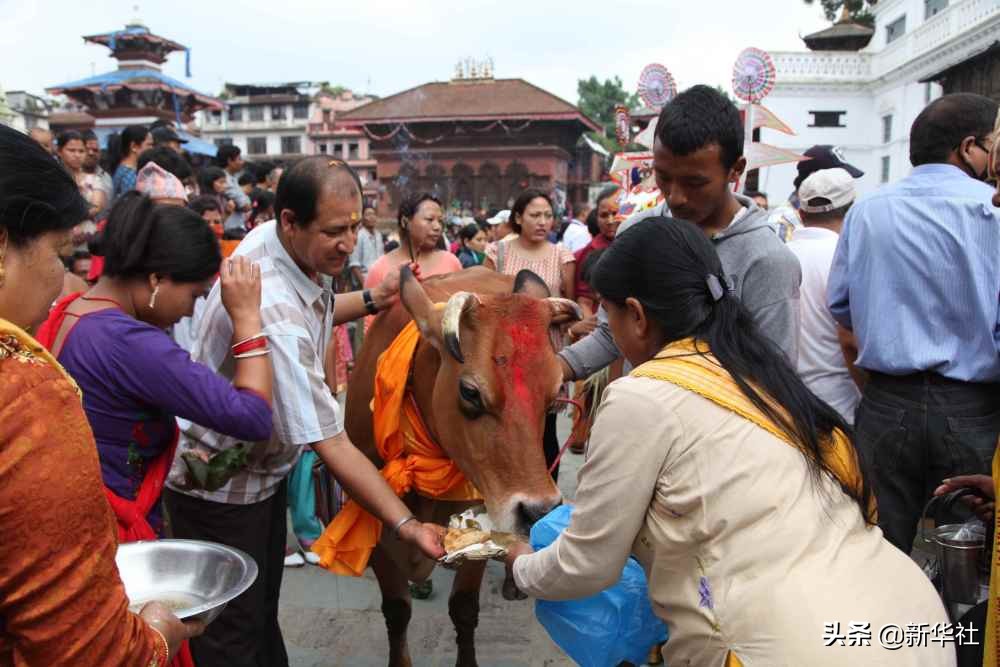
116, 539, 258, 625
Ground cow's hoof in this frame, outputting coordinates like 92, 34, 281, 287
409, 579, 433, 599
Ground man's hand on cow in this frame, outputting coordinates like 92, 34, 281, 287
568, 315, 598, 342
375, 262, 423, 310
398, 519, 447, 560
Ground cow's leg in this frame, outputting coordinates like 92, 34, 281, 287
449, 559, 487, 667
372, 545, 413, 667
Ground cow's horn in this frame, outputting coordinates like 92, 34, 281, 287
442, 292, 477, 363
547, 298, 583, 324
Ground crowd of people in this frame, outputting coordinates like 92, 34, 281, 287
0, 80, 998, 667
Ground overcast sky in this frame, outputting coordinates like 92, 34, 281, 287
2, 0, 832, 105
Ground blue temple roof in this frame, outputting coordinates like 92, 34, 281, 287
48, 68, 220, 108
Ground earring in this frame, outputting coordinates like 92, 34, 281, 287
0, 235, 6, 289
148, 285, 160, 309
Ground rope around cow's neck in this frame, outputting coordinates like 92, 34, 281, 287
549, 397, 586, 474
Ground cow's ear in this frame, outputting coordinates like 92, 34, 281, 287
513, 269, 550, 297
400, 265, 445, 351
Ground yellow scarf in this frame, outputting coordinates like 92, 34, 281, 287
0, 318, 81, 397
312, 321, 481, 576
631, 338, 875, 524
985, 444, 1000, 666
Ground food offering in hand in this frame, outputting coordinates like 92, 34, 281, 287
439, 506, 522, 568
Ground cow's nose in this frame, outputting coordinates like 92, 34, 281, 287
516, 497, 562, 527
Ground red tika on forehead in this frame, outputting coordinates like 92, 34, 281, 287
496, 302, 548, 411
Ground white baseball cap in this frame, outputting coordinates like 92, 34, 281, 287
798, 168, 856, 213
487, 210, 511, 225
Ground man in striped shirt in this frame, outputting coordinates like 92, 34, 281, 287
165, 158, 444, 667
828, 93, 1000, 554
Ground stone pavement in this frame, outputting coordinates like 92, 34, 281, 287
278, 417, 583, 667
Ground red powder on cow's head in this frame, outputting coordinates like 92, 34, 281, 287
503, 312, 546, 411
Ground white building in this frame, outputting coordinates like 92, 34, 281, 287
3, 90, 51, 133
195, 82, 323, 160
759, 0, 1000, 199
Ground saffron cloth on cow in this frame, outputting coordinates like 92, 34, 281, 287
312, 321, 481, 576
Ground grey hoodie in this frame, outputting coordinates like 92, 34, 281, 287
560, 194, 801, 378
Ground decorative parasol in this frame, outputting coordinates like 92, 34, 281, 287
614, 105, 631, 146
731, 48, 776, 104
637, 63, 677, 110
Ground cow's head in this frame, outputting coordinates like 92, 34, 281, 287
400, 267, 579, 535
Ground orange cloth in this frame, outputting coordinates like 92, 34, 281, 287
0, 319, 164, 666
219, 239, 241, 258
312, 321, 480, 576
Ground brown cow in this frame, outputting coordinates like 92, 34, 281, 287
345, 265, 579, 667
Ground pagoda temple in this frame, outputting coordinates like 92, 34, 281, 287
46, 19, 222, 150
338, 60, 602, 217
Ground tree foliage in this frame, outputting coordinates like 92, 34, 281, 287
577, 76, 642, 151
803, 0, 875, 27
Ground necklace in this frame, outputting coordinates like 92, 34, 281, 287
78, 295, 124, 309
79, 288, 138, 317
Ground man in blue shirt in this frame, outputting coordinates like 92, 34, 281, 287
828, 93, 1000, 553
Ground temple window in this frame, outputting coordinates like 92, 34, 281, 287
886, 15, 906, 44
248, 137, 268, 155
808, 111, 846, 128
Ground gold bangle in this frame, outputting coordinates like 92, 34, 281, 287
147, 627, 170, 667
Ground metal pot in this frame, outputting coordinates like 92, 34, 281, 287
920, 489, 988, 606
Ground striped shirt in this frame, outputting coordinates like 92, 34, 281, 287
166, 221, 343, 504
828, 163, 1000, 383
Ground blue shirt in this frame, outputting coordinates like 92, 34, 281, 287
112, 164, 136, 201
828, 163, 1000, 382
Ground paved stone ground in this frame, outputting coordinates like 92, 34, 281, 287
278, 417, 582, 667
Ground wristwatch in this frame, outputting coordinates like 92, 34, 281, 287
362, 288, 378, 315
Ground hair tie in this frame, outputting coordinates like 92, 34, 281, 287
706, 274, 726, 302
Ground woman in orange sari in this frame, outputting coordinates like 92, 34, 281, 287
0, 124, 201, 665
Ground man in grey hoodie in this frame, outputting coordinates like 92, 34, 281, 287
560, 85, 801, 381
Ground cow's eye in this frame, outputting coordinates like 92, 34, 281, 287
458, 380, 484, 415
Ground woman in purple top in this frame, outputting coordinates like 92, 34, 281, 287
41, 192, 274, 539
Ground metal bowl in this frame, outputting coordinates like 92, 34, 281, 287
116, 539, 258, 625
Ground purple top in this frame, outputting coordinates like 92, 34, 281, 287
57, 309, 271, 531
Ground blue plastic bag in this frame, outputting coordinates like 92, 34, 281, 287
529, 504, 668, 666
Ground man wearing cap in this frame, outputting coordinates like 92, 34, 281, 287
152, 125, 188, 154
828, 92, 1000, 554
786, 168, 861, 425
795, 145, 864, 192
486, 209, 515, 243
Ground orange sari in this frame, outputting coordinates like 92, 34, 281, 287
0, 318, 165, 666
